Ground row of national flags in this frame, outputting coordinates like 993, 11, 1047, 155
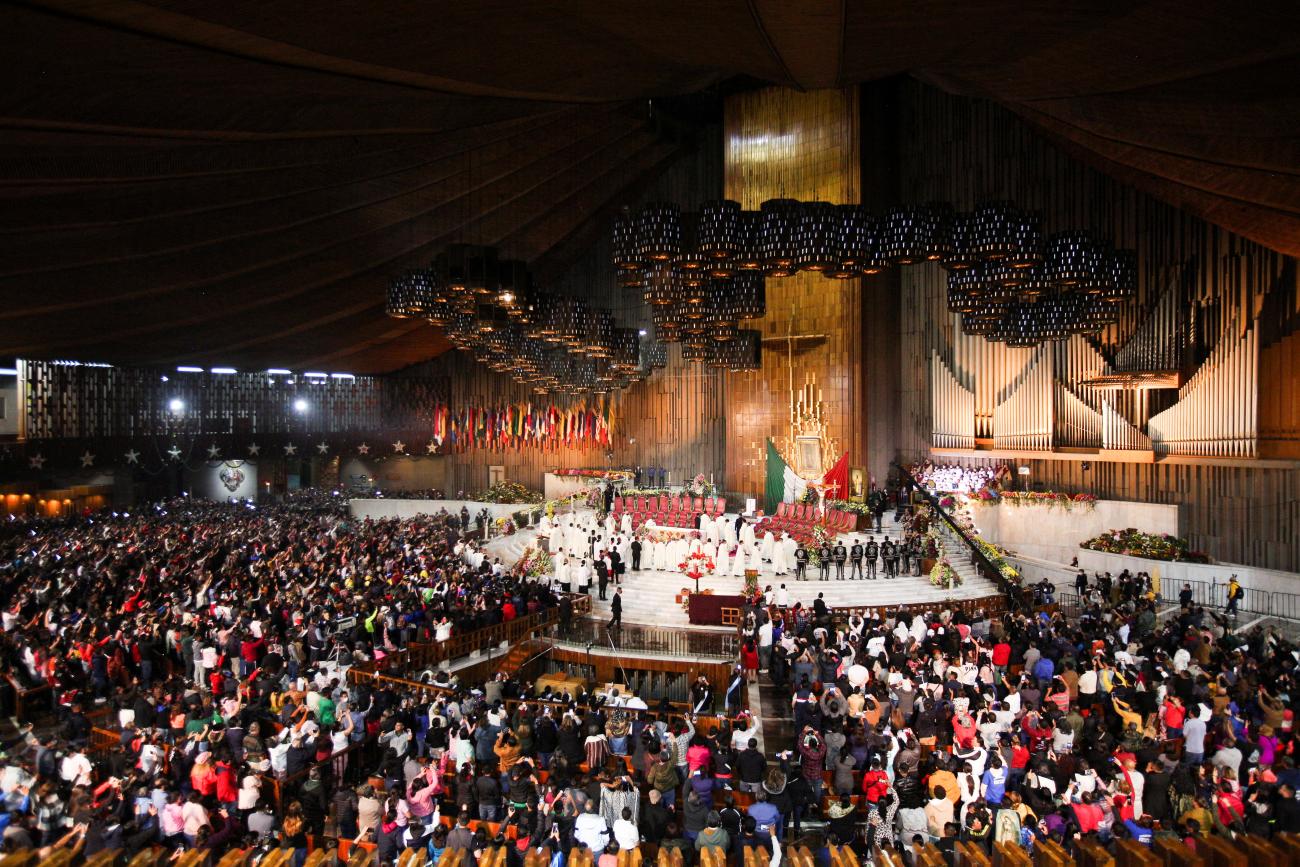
430, 400, 614, 452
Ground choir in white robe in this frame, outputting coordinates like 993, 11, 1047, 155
761, 531, 775, 562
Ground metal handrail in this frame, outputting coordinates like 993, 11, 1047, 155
893, 462, 1032, 610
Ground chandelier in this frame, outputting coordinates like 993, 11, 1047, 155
386, 243, 666, 395
611, 198, 1138, 349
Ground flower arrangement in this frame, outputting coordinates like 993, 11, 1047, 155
687, 473, 716, 498
743, 569, 759, 596
1081, 528, 1211, 563
976, 538, 1022, 585
475, 481, 543, 504
929, 558, 961, 589
517, 546, 553, 578
937, 495, 957, 510
678, 550, 716, 590
494, 516, 516, 536
825, 499, 873, 516
978, 491, 1097, 512
552, 468, 633, 481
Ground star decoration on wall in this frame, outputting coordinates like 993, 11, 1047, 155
79, 450, 95, 468
167, 445, 182, 461
316, 442, 329, 455
392, 440, 406, 453
426, 441, 438, 454
247, 443, 261, 456
206, 443, 222, 460
29, 453, 45, 470
357, 443, 370, 455
284, 443, 298, 456
124, 449, 140, 465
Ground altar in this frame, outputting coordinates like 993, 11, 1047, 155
687, 593, 748, 626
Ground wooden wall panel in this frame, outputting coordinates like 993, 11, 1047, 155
722, 87, 867, 494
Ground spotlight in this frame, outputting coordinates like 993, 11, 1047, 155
266, 369, 291, 375
638, 329, 648, 337
293, 399, 309, 413
210, 367, 237, 375
176, 366, 204, 373
168, 398, 184, 413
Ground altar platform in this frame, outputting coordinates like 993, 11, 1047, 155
486, 513, 1006, 629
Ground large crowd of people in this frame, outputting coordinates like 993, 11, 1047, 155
1, 491, 1299, 867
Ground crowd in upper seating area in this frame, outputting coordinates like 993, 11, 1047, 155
2, 491, 1300, 866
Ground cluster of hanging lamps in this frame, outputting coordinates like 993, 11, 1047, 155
387, 243, 664, 394
613, 199, 1137, 348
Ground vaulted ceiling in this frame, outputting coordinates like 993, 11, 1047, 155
1, 0, 1297, 372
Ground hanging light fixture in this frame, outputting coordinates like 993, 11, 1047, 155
1045, 231, 1101, 287
969, 201, 1019, 260
698, 199, 742, 264
386, 269, 433, 318
794, 201, 838, 272
731, 272, 767, 320
732, 211, 764, 272
758, 198, 800, 277
883, 206, 934, 265
941, 213, 977, 271
675, 212, 708, 274
636, 202, 682, 263
612, 208, 644, 272
923, 202, 954, 261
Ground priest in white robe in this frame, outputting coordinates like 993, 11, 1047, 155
772, 534, 789, 575
620, 512, 633, 535
760, 530, 775, 562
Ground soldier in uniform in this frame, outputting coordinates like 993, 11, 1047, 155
849, 540, 864, 580
864, 536, 879, 580
794, 544, 809, 580
906, 537, 921, 576
880, 539, 897, 578
818, 541, 832, 581
900, 538, 912, 575
832, 541, 847, 580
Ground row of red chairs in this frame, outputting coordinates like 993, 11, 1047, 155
612, 493, 726, 529
757, 502, 857, 541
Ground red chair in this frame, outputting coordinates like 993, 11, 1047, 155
704, 497, 715, 515
658, 495, 670, 513
633, 496, 644, 513
714, 497, 726, 516
693, 497, 704, 514
613, 496, 623, 513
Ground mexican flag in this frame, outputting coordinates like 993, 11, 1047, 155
765, 439, 808, 513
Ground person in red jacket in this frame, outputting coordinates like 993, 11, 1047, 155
239, 634, 264, 677
991, 640, 1011, 679
861, 757, 889, 808
214, 757, 239, 812
1021, 711, 1052, 753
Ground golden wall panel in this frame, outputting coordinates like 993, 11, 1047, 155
722, 87, 867, 494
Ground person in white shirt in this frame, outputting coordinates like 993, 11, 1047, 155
774, 584, 790, 608
612, 806, 640, 850
574, 800, 609, 852
60, 750, 93, 787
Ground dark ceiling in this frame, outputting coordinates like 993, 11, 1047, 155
1, 0, 1297, 373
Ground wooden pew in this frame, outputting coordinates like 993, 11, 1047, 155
1151, 837, 1206, 867
910, 842, 946, 867
617, 845, 644, 867
657, 845, 684, 867
1196, 835, 1248, 867
1115, 840, 1161, 867
1238, 835, 1290, 867
1034, 842, 1076, 867
874, 844, 908, 867
1276, 833, 1300, 867
956, 841, 993, 867
992, 841, 1033, 867
1074, 839, 1115, 867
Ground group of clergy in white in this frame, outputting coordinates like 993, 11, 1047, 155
539, 508, 800, 581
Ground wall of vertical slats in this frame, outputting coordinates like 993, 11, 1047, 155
930, 352, 976, 449
1054, 383, 1102, 450
722, 87, 865, 494
894, 80, 1300, 572
992, 346, 1054, 451
1148, 326, 1259, 458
